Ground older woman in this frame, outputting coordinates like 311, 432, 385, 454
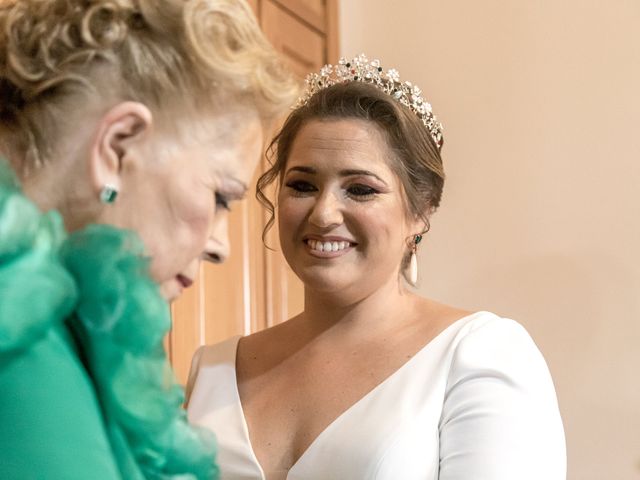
187, 55, 566, 479
0, 0, 296, 479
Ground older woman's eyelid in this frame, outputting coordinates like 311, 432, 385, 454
228, 190, 245, 201
216, 176, 247, 196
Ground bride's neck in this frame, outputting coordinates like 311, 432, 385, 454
301, 275, 418, 336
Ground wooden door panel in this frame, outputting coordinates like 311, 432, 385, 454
272, 0, 325, 32
261, 0, 325, 79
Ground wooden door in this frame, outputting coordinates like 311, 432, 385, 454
169, 0, 339, 385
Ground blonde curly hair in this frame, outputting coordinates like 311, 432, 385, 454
0, 0, 299, 173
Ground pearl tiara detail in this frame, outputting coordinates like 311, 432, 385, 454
296, 54, 444, 151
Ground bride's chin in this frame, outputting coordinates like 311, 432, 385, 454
300, 273, 351, 295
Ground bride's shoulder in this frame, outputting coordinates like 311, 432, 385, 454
414, 297, 473, 331
413, 299, 533, 351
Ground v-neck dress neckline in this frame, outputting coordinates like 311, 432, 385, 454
234, 313, 481, 478
186, 311, 566, 480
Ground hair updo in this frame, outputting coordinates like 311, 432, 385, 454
0, 0, 298, 174
257, 81, 446, 244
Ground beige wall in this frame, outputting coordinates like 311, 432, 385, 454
340, 1, 640, 479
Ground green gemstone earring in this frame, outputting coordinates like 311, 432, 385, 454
99, 184, 118, 204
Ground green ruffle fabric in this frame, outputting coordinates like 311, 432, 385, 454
0, 160, 219, 480
0, 161, 76, 353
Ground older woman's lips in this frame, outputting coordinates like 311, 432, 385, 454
176, 274, 193, 289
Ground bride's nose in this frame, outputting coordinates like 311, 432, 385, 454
308, 191, 343, 229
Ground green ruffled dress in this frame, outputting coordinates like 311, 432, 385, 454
0, 159, 219, 480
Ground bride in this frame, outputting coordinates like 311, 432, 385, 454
187, 55, 566, 479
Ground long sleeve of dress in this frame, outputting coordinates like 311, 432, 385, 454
438, 318, 566, 479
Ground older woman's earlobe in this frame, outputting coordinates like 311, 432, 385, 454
89, 101, 154, 199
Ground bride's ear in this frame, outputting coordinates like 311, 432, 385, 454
88, 101, 153, 199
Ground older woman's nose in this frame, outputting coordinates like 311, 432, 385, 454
202, 216, 230, 264
308, 191, 343, 228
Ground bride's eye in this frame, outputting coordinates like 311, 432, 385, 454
347, 184, 378, 200
285, 180, 316, 196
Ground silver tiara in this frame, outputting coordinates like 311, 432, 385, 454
296, 54, 444, 150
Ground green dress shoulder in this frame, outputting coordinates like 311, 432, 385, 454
0, 160, 219, 479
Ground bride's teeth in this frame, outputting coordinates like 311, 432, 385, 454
307, 239, 353, 252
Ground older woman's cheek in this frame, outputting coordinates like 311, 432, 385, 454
182, 194, 213, 251
165, 184, 213, 263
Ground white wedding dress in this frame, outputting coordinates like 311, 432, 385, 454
186, 311, 566, 479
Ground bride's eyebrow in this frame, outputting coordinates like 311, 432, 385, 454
284, 166, 387, 185
285, 166, 315, 176
339, 169, 388, 186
